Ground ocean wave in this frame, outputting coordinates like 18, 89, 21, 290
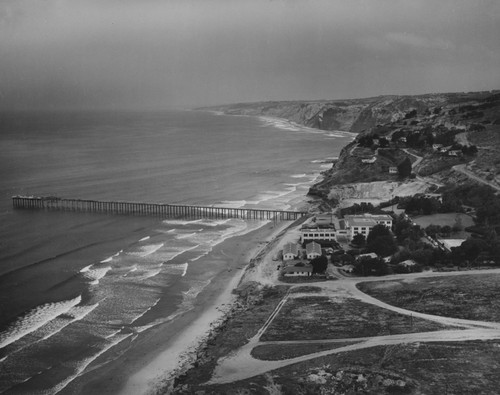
127, 243, 164, 257
82, 266, 111, 285
290, 173, 308, 178
40, 303, 99, 341
139, 236, 150, 242
175, 232, 199, 240
49, 333, 134, 395
79, 264, 93, 273
162, 219, 203, 226
162, 262, 188, 277
0, 303, 99, 363
130, 298, 162, 324
0, 296, 82, 349
195, 219, 231, 227
180, 279, 212, 308
214, 200, 259, 209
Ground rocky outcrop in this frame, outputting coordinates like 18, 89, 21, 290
326, 181, 430, 202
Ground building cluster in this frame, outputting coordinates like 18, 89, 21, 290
300, 213, 393, 243
280, 240, 322, 277
279, 213, 393, 277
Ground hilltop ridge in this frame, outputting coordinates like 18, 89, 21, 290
203, 90, 500, 205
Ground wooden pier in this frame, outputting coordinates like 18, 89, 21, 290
12, 196, 307, 221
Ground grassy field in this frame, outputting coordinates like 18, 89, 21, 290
260, 296, 454, 341
357, 273, 500, 321
174, 274, 500, 394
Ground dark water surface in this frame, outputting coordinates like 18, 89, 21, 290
0, 110, 352, 393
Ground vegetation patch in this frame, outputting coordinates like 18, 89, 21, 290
250, 341, 355, 361
173, 285, 289, 387
260, 296, 453, 341
358, 273, 500, 321
177, 341, 500, 394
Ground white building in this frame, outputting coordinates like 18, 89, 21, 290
343, 214, 393, 238
389, 166, 398, 174
282, 265, 312, 277
300, 227, 337, 243
306, 242, 322, 260
282, 243, 300, 261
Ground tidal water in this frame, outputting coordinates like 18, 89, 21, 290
0, 109, 352, 393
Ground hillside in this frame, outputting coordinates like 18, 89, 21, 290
203, 90, 500, 205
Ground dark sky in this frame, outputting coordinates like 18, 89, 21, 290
1, 0, 499, 110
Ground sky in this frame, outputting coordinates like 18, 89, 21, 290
0, 0, 499, 110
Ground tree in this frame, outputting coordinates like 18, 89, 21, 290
310, 255, 328, 274
351, 233, 366, 247
379, 137, 389, 148
397, 157, 412, 178
366, 224, 398, 257
354, 256, 389, 276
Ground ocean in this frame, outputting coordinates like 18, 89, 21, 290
0, 109, 352, 394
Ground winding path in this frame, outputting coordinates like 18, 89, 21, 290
208, 268, 500, 385
453, 163, 500, 192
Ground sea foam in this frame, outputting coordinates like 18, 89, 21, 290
0, 296, 82, 349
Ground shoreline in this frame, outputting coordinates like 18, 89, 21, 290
68, 219, 295, 395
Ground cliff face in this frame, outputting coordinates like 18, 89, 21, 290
202, 94, 449, 133
203, 90, 500, 203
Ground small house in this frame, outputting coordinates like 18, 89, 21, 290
389, 166, 398, 174
432, 144, 443, 151
282, 264, 312, 277
282, 243, 300, 261
306, 241, 322, 260
399, 137, 407, 143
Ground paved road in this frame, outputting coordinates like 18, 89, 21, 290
208, 268, 500, 385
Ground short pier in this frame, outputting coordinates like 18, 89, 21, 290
12, 196, 307, 221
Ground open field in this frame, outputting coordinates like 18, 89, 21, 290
220, 341, 500, 395
358, 273, 500, 321
174, 266, 500, 394
261, 296, 455, 341
179, 340, 500, 394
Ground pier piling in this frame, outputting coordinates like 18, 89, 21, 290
11, 195, 306, 222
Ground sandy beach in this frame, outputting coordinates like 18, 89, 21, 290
65, 219, 296, 395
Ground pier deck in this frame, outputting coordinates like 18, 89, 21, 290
12, 196, 307, 221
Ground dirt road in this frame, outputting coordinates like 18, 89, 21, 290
208, 268, 500, 384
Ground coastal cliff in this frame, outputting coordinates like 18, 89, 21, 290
204, 90, 500, 203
